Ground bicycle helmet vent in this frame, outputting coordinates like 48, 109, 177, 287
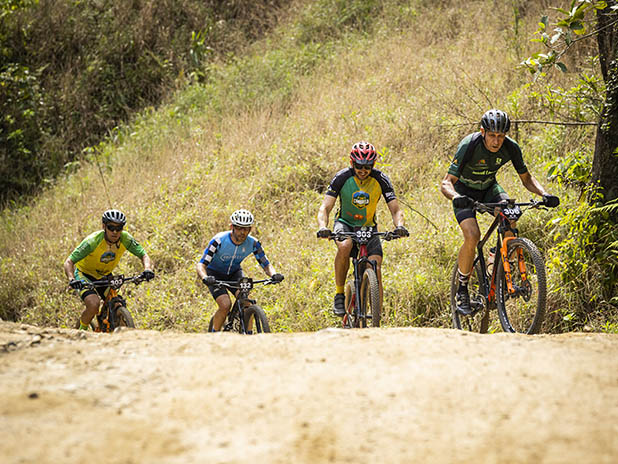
230, 209, 254, 227
480, 109, 510, 133
102, 209, 127, 225
350, 141, 377, 165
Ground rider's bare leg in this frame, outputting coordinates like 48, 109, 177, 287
457, 217, 481, 275
334, 239, 353, 288
212, 293, 233, 331
80, 293, 101, 327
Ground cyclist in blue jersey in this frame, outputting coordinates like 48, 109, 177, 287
196, 209, 284, 331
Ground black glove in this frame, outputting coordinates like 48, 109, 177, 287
69, 279, 83, 290
316, 227, 331, 238
542, 194, 560, 208
452, 195, 474, 209
271, 273, 284, 283
203, 275, 216, 286
141, 270, 155, 281
393, 225, 409, 237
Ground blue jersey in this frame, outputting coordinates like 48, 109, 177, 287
199, 231, 270, 275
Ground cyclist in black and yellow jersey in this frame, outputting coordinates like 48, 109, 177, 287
440, 109, 559, 316
63, 209, 154, 330
317, 142, 408, 316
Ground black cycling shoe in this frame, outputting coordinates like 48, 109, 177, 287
333, 293, 346, 317
456, 286, 473, 316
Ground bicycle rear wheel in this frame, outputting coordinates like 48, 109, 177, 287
496, 237, 546, 334
450, 262, 489, 333
243, 304, 271, 333
359, 268, 380, 328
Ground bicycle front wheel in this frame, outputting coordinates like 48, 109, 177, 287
359, 268, 380, 328
114, 306, 135, 329
496, 237, 547, 334
450, 262, 489, 333
243, 305, 271, 333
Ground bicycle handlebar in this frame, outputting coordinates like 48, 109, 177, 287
328, 229, 403, 242
206, 277, 281, 290
473, 198, 547, 214
82, 274, 147, 290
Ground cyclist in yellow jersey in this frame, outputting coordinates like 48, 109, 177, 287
63, 209, 154, 330
317, 142, 408, 316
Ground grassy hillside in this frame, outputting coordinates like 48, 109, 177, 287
0, 0, 610, 332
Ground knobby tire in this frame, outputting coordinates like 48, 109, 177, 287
496, 237, 546, 334
360, 268, 380, 328
243, 304, 271, 333
114, 306, 135, 329
450, 262, 489, 333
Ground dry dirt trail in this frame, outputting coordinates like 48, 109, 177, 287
1, 321, 617, 464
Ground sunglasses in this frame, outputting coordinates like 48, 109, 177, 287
106, 224, 124, 232
353, 163, 374, 171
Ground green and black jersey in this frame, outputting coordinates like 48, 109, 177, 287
326, 167, 396, 227
448, 132, 528, 190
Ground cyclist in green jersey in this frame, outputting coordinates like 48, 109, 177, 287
317, 142, 409, 316
63, 209, 154, 330
440, 110, 559, 315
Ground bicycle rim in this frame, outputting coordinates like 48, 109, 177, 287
496, 238, 547, 334
450, 262, 490, 333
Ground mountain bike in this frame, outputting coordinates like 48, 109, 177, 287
75, 274, 148, 332
329, 227, 403, 328
206, 276, 281, 334
450, 199, 554, 334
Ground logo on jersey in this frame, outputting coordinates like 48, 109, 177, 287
100, 251, 116, 264
352, 190, 370, 208
496, 157, 502, 164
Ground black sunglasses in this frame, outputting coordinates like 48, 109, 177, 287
106, 224, 123, 232
353, 162, 374, 170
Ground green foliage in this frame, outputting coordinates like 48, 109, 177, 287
546, 192, 618, 329
0, 0, 292, 202
521, 0, 611, 75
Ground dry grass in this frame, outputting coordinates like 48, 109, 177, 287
0, 0, 596, 331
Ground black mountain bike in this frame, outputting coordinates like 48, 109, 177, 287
74, 274, 148, 332
450, 199, 555, 334
329, 228, 403, 328
206, 276, 281, 334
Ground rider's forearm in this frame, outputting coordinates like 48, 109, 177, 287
440, 180, 458, 200
264, 264, 276, 277
141, 254, 152, 271
317, 207, 330, 229
522, 175, 547, 197
196, 262, 207, 280
63, 257, 75, 280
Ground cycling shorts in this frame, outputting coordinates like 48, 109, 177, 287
453, 181, 509, 223
74, 269, 110, 301
206, 268, 245, 300
333, 220, 383, 258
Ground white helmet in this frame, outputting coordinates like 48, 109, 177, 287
230, 209, 254, 227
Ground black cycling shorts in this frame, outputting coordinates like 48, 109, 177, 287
453, 181, 509, 223
333, 220, 383, 258
206, 268, 244, 300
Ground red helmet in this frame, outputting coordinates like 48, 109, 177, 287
350, 141, 377, 165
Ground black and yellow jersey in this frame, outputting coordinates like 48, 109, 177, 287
326, 167, 396, 227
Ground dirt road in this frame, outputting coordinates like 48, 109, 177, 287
1, 321, 617, 463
